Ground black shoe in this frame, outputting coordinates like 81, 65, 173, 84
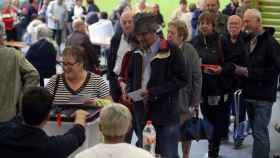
208, 144, 220, 158
234, 139, 244, 149
221, 136, 229, 144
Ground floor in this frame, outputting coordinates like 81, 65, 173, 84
180, 93, 280, 158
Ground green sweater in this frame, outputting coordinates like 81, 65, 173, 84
0, 46, 39, 122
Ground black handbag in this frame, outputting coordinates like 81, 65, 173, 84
181, 109, 213, 141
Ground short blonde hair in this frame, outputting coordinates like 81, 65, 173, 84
99, 103, 132, 137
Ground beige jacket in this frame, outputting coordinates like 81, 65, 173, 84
0, 46, 39, 122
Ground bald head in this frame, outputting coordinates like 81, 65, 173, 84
72, 19, 86, 33
228, 15, 242, 26
120, 11, 134, 34
227, 15, 242, 38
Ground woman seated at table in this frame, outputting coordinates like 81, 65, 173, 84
47, 46, 112, 106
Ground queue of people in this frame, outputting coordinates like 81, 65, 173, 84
0, 0, 280, 158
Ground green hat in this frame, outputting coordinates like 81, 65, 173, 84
133, 13, 158, 34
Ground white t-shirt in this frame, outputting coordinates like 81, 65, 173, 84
180, 12, 194, 41
88, 19, 114, 46
75, 143, 154, 158
113, 34, 131, 75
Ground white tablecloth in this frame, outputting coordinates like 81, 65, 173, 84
43, 118, 101, 158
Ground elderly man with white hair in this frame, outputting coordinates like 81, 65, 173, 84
238, 9, 280, 158
220, 15, 248, 149
108, 10, 134, 102
75, 103, 154, 158
26, 24, 57, 86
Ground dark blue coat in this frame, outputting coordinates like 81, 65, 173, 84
0, 121, 85, 158
26, 39, 57, 86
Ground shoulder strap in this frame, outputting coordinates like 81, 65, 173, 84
52, 74, 60, 101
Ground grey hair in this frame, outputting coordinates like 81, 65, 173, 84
36, 24, 50, 40
245, 8, 262, 23
99, 103, 132, 137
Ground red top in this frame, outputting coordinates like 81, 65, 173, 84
1, 7, 17, 30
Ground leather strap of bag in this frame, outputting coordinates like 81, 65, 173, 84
52, 74, 60, 101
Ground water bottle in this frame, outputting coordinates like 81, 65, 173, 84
143, 120, 156, 154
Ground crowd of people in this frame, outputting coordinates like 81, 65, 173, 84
0, 0, 280, 158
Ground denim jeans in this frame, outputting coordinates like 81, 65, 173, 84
246, 100, 273, 158
154, 124, 180, 158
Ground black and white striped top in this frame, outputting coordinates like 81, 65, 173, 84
47, 72, 110, 104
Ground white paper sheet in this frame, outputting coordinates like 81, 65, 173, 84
127, 89, 144, 102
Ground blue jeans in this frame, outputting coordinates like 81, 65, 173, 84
246, 100, 273, 158
154, 124, 180, 158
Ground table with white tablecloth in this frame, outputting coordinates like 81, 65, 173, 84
43, 118, 101, 158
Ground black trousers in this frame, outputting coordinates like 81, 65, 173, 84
52, 29, 62, 47
201, 96, 230, 157
6, 29, 17, 41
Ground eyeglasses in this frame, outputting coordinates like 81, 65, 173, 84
62, 61, 78, 67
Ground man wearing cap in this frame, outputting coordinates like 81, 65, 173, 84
0, 22, 39, 122
124, 13, 188, 158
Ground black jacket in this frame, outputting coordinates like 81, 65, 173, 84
107, 31, 122, 101
88, 4, 100, 13
191, 32, 225, 96
0, 121, 85, 158
127, 40, 188, 125
222, 3, 238, 16
243, 28, 280, 102
221, 32, 247, 92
